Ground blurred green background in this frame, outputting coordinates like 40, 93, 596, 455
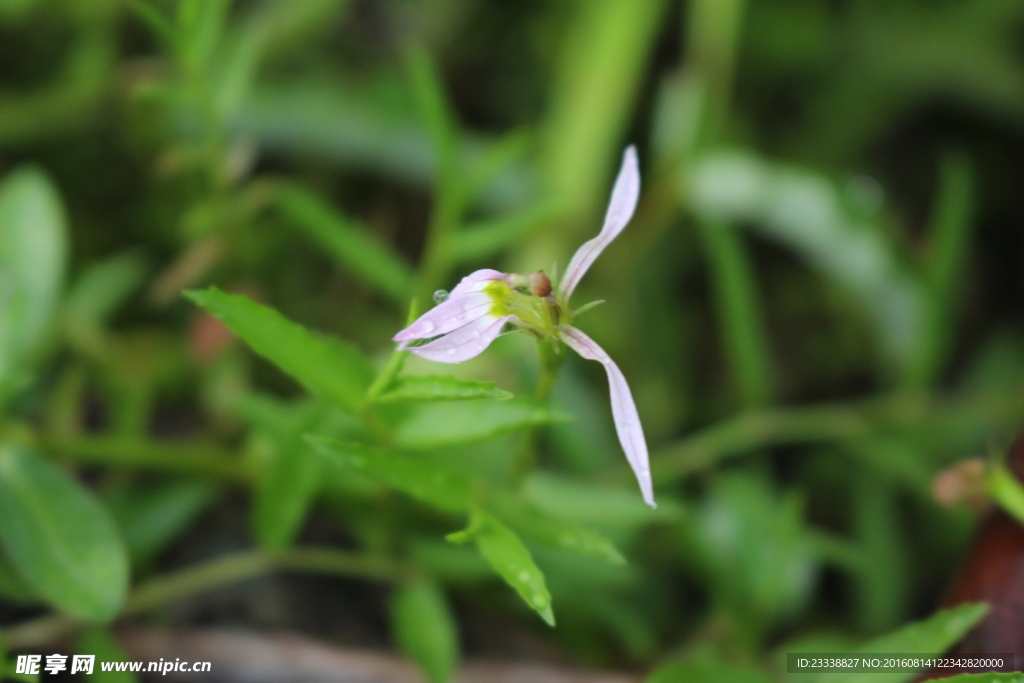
2, 0, 1024, 681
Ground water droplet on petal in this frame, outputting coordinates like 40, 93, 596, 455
444, 343, 456, 355
433, 290, 449, 304
421, 319, 436, 334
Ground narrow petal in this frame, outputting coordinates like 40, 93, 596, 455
558, 146, 640, 299
393, 293, 493, 342
410, 314, 512, 364
561, 325, 655, 508
393, 269, 505, 343
449, 268, 505, 298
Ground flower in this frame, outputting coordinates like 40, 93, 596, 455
394, 146, 654, 508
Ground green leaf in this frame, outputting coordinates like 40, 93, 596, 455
78, 627, 139, 683
392, 399, 568, 450
908, 151, 973, 387
274, 183, 411, 303
0, 550, 38, 603
489, 494, 625, 565
373, 375, 512, 404
447, 510, 554, 626
687, 151, 924, 366
107, 480, 216, 563
0, 166, 68, 398
1, 624, 39, 682
253, 433, 322, 550
186, 287, 373, 412
696, 218, 772, 408
309, 438, 473, 513
524, 473, 683, 532
405, 44, 459, 206
986, 462, 1024, 526
647, 659, 772, 683
0, 444, 129, 620
391, 580, 460, 683
687, 474, 817, 628
814, 603, 989, 683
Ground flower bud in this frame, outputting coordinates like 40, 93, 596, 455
932, 458, 988, 511
529, 271, 552, 297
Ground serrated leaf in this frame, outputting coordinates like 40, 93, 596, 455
186, 287, 373, 413
391, 580, 459, 683
274, 183, 411, 303
310, 438, 472, 513
374, 375, 512, 403
392, 399, 568, 450
815, 603, 989, 683
0, 166, 68, 398
0, 444, 129, 620
448, 510, 554, 626
489, 494, 625, 565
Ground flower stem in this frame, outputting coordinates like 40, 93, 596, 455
512, 340, 565, 486
534, 339, 566, 403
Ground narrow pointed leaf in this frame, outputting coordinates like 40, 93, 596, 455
186, 287, 373, 412
0, 444, 129, 620
815, 603, 989, 683
309, 438, 472, 513
373, 375, 512, 403
448, 510, 554, 626
489, 495, 625, 565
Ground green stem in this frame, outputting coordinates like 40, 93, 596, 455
512, 341, 566, 486
46, 435, 249, 483
653, 402, 873, 483
652, 385, 1024, 484
696, 218, 772, 408
534, 340, 566, 404
2, 547, 412, 650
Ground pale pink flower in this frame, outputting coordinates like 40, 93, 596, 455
394, 147, 654, 507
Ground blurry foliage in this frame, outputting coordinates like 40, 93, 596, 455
1, 0, 1024, 681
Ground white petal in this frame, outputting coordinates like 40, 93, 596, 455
448, 268, 505, 298
409, 314, 511, 364
393, 269, 505, 343
558, 146, 640, 299
561, 325, 655, 508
